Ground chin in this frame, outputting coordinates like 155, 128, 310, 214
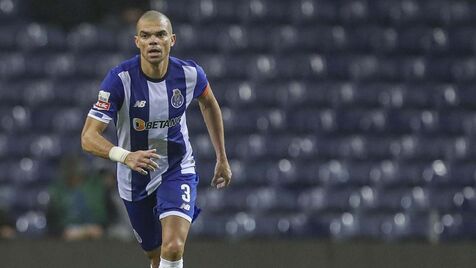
147, 57, 163, 65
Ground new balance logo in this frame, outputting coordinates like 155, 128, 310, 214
180, 203, 191, 211
133, 100, 146, 108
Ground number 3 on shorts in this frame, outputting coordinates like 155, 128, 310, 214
181, 184, 191, 202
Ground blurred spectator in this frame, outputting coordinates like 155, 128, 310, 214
47, 156, 107, 240
101, 168, 133, 241
0, 207, 15, 239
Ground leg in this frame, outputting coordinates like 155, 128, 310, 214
155, 174, 201, 267
160, 215, 191, 261
123, 195, 163, 268
146, 248, 161, 268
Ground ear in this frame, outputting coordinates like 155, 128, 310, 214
170, 34, 176, 47
134, 35, 140, 49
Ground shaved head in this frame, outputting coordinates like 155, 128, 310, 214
136, 10, 173, 34
134, 10, 176, 70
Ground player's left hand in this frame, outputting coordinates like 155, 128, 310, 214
211, 159, 232, 189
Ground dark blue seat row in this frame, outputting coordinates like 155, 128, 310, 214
190, 211, 476, 240
194, 186, 476, 215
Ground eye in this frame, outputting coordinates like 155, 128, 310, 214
140, 33, 149, 39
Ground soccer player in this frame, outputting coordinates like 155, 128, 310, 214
80, 10, 232, 268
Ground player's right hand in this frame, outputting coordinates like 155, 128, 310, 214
124, 149, 160, 175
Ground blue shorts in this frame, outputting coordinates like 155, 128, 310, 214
123, 173, 201, 251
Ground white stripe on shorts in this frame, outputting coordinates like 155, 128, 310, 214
159, 211, 192, 223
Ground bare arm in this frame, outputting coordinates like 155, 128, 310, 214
81, 117, 159, 175
198, 84, 232, 188
81, 117, 114, 159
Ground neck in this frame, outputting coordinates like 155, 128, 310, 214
140, 56, 168, 80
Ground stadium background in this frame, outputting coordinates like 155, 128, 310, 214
1, 0, 476, 267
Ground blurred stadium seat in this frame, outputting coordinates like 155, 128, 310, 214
1, 0, 476, 242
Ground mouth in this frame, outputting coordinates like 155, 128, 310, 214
148, 48, 162, 57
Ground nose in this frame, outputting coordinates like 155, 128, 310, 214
149, 34, 160, 45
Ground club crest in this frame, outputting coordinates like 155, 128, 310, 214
171, 88, 184, 108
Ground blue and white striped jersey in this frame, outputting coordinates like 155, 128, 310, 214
88, 55, 208, 201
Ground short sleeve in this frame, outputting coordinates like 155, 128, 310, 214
192, 62, 209, 99
88, 70, 124, 124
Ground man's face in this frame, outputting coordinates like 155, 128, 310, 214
135, 18, 175, 65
